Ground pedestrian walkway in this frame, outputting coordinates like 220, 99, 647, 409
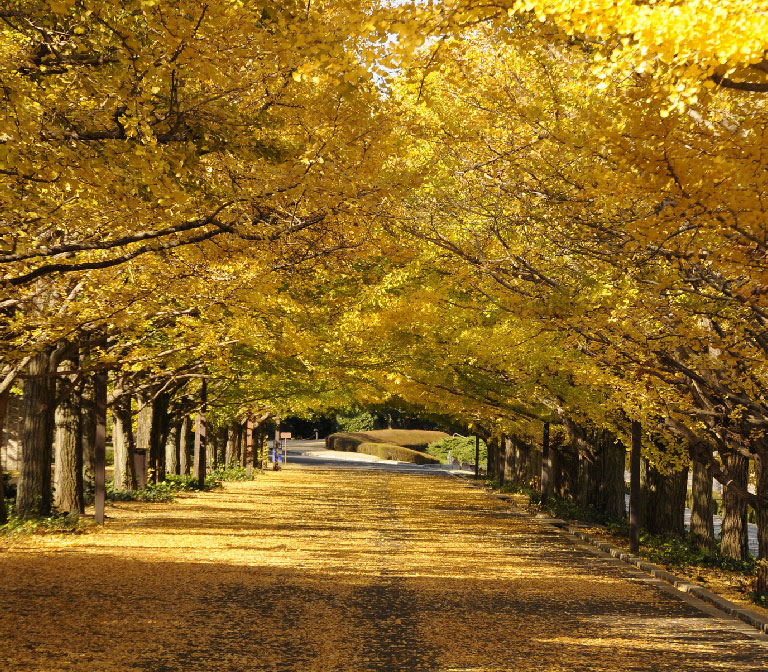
1, 463, 767, 670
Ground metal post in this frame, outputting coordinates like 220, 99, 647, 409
94, 371, 107, 525
629, 419, 642, 553
541, 421, 551, 505
475, 435, 480, 479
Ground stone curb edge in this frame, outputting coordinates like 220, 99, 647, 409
558, 522, 768, 636
452, 474, 768, 637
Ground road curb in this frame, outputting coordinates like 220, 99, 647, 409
559, 523, 768, 635
454, 475, 768, 637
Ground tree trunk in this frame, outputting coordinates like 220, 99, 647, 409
179, 416, 192, 475
166, 421, 180, 476
690, 454, 715, 550
503, 436, 515, 485
540, 422, 550, 505
638, 457, 650, 531
53, 349, 83, 513
487, 435, 498, 481
599, 434, 626, 522
721, 452, 749, 561
17, 349, 55, 518
215, 426, 227, 468
150, 392, 170, 483
225, 423, 237, 466
0, 388, 8, 524
112, 396, 135, 490
755, 453, 768, 596
646, 465, 688, 536
557, 441, 579, 499
80, 375, 96, 481
135, 392, 153, 486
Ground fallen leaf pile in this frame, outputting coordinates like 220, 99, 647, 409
1, 467, 767, 671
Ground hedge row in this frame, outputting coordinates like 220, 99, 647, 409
353, 442, 441, 465
325, 429, 448, 453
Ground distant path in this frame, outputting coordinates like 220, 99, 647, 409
1, 463, 767, 670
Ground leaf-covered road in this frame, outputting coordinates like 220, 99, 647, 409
2, 467, 767, 671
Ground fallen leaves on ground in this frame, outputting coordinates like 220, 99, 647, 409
1, 467, 767, 671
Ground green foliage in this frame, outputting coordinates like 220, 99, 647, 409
537, 494, 610, 525
355, 442, 441, 465
427, 435, 487, 468
209, 465, 254, 482
108, 466, 255, 503
0, 512, 96, 536
336, 412, 376, 433
636, 532, 756, 574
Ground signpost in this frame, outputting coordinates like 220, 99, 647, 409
280, 432, 291, 464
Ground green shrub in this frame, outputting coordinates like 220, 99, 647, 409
1, 511, 96, 536
209, 465, 254, 482
427, 435, 487, 468
354, 442, 441, 465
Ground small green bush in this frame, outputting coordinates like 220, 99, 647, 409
427, 436, 487, 468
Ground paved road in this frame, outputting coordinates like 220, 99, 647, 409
1, 453, 767, 671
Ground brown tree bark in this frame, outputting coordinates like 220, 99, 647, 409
53, 348, 83, 513
225, 423, 237, 466
0, 388, 8, 523
150, 391, 170, 483
135, 392, 153, 486
600, 434, 626, 523
755, 454, 768, 596
721, 452, 749, 561
166, 421, 181, 476
179, 416, 192, 475
690, 454, 715, 550
17, 349, 56, 518
111, 396, 136, 490
646, 465, 688, 536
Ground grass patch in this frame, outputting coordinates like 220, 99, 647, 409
326, 430, 449, 453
